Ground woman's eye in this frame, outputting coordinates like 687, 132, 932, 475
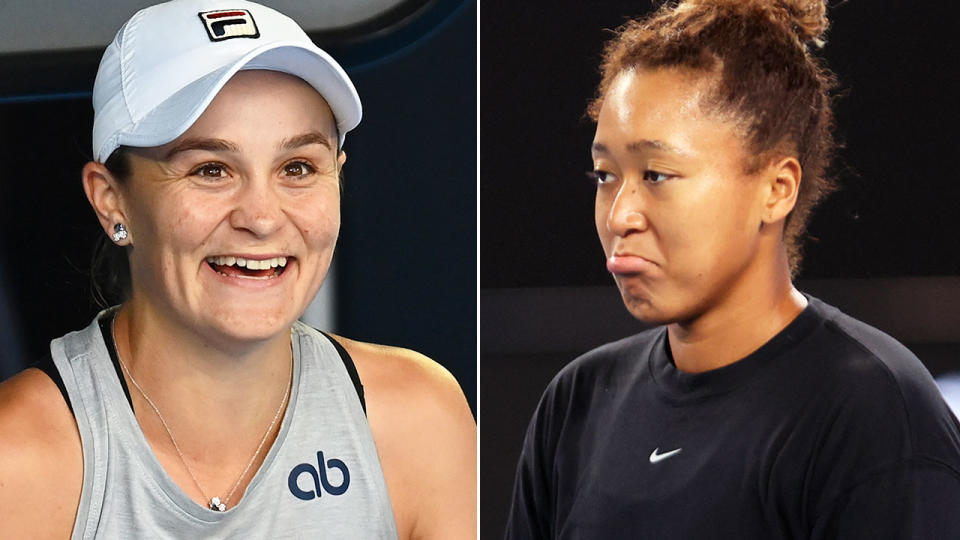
586, 170, 617, 185
643, 170, 672, 183
191, 163, 227, 178
283, 161, 315, 177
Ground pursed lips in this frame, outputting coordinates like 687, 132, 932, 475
607, 252, 656, 274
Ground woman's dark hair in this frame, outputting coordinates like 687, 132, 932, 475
588, 0, 837, 274
91, 147, 132, 307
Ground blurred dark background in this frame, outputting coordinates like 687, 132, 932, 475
481, 0, 960, 537
0, 0, 476, 415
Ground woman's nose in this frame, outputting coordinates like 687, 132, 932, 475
229, 176, 285, 237
606, 182, 649, 236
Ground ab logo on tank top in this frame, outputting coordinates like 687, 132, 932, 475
288, 451, 351, 501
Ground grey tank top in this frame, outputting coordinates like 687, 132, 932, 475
50, 312, 398, 539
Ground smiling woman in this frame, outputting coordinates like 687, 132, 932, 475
0, 1, 475, 538
92, 71, 345, 348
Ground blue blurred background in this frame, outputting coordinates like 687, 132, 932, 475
0, 0, 476, 415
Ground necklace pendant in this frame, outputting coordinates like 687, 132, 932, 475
210, 497, 226, 512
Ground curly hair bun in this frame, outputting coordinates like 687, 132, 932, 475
774, 0, 828, 45
686, 0, 828, 46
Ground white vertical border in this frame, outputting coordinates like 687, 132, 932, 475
474, 0, 481, 537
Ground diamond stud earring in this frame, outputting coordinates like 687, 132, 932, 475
112, 223, 128, 243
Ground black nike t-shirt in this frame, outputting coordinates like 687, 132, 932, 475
505, 296, 960, 539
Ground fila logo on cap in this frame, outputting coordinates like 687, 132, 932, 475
198, 9, 260, 42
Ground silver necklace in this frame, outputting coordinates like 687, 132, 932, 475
112, 318, 292, 512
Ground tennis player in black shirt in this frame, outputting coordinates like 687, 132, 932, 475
505, 0, 960, 538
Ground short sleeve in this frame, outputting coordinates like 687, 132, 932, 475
505, 364, 579, 540
811, 459, 960, 538
504, 390, 556, 540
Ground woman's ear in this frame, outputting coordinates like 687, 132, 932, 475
761, 156, 802, 225
82, 161, 132, 245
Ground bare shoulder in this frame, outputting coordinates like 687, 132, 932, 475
331, 336, 475, 446
0, 368, 83, 538
335, 336, 470, 410
331, 336, 477, 540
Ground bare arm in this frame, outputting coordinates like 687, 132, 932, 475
340, 338, 477, 540
0, 368, 83, 538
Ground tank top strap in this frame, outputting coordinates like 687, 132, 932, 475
317, 330, 365, 414
50, 312, 124, 539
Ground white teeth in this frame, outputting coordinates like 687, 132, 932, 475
208, 255, 290, 271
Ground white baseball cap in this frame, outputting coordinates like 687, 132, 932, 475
92, 0, 361, 162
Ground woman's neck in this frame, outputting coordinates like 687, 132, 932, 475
110, 299, 294, 507
667, 253, 807, 374
112, 299, 293, 432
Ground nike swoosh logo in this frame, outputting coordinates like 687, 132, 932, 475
649, 447, 682, 463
